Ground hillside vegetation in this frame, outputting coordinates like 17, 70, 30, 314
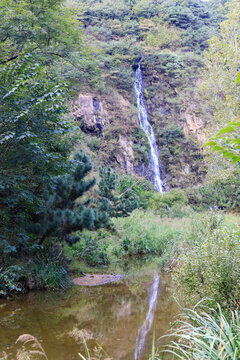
73, 0, 226, 188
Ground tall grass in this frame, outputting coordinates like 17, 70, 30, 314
173, 221, 240, 310
15, 334, 48, 359
161, 302, 240, 360
110, 209, 188, 257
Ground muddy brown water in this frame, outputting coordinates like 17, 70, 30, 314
0, 259, 178, 360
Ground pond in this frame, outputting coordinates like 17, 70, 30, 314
0, 259, 178, 360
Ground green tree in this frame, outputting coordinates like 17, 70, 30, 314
98, 168, 139, 217
132, 0, 159, 17
0, 0, 99, 85
36, 151, 109, 244
163, 0, 221, 52
203, 0, 240, 164
0, 53, 71, 249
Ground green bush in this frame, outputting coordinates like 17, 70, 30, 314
148, 189, 188, 212
145, 23, 181, 49
70, 231, 110, 267
173, 224, 240, 311
185, 211, 224, 245
0, 265, 23, 296
132, 0, 160, 17
187, 173, 240, 212
98, 167, 151, 217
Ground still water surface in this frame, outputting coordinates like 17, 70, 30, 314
0, 260, 178, 360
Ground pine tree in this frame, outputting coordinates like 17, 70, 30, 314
98, 167, 139, 218
36, 151, 109, 244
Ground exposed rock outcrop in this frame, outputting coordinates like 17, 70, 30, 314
73, 94, 109, 134
183, 106, 205, 142
116, 135, 135, 173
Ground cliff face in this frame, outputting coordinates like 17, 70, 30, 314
72, 0, 220, 188
72, 91, 139, 173
73, 88, 205, 189
183, 106, 205, 142
73, 95, 109, 134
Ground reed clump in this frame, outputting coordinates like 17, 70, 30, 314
15, 334, 48, 360
160, 302, 240, 360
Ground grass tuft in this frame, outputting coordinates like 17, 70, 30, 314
160, 302, 240, 360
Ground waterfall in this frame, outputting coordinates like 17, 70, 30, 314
134, 273, 160, 360
135, 59, 164, 193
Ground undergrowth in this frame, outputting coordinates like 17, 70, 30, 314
110, 210, 187, 258
173, 219, 240, 311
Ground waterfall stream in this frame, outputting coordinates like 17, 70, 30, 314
135, 59, 164, 193
134, 273, 160, 360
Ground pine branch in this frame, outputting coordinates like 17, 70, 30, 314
118, 180, 140, 199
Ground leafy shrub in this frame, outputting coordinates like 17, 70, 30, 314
98, 167, 152, 217
71, 231, 110, 267
173, 224, 240, 311
117, 173, 154, 209
132, 0, 159, 17
147, 189, 188, 214
145, 23, 181, 49
133, 144, 149, 166
186, 211, 224, 245
187, 172, 240, 212
87, 136, 102, 152
0, 265, 23, 296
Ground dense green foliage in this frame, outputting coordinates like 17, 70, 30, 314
202, 0, 240, 167
0, 0, 106, 294
187, 171, 240, 211
36, 151, 109, 244
65, 230, 110, 267
98, 167, 147, 217
173, 214, 240, 311
0, 0, 99, 85
0, 53, 70, 254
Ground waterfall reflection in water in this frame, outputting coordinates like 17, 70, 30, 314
134, 273, 160, 360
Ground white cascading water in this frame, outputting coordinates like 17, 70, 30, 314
134, 273, 160, 360
135, 59, 163, 193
